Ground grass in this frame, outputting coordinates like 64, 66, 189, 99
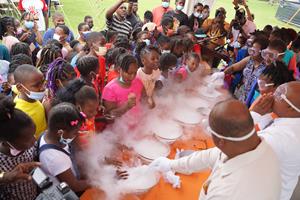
58, 0, 299, 37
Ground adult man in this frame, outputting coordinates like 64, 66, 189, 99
18, 0, 49, 32
202, 7, 230, 50
127, 1, 141, 28
84, 15, 94, 30
251, 81, 300, 200
229, 0, 256, 48
42, 13, 75, 46
106, 0, 133, 39
151, 99, 281, 200
167, 0, 188, 26
152, 0, 173, 26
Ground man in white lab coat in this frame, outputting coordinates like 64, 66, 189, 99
251, 81, 300, 200
151, 99, 281, 200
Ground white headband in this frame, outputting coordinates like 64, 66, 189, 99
207, 126, 256, 142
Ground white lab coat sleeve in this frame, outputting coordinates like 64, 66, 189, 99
250, 111, 273, 130
170, 147, 221, 175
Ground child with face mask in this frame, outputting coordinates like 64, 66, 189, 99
14, 64, 47, 138
38, 102, 91, 193
17, 12, 43, 48
0, 95, 38, 200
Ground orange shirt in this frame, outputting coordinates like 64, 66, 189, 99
152, 6, 173, 26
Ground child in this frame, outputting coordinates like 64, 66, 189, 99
77, 22, 90, 45
54, 25, 72, 56
176, 53, 200, 82
157, 53, 177, 88
137, 45, 160, 108
246, 61, 295, 107
157, 35, 171, 54
46, 57, 76, 96
0, 94, 37, 200
14, 64, 47, 139
54, 79, 99, 138
106, 47, 127, 83
76, 55, 101, 96
102, 53, 144, 120
37, 43, 63, 73
38, 102, 90, 193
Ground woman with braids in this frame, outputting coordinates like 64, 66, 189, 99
0, 16, 20, 51
37, 44, 63, 75
0, 94, 37, 200
43, 58, 76, 114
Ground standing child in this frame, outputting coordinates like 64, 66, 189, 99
137, 45, 160, 108
14, 64, 47, 138
102, 54, 144, 122
106, 47, 127, 83
157, 53, 178, 88
38, 103, 90, 193
176, 52, 200, 82
0, 95, 37, 200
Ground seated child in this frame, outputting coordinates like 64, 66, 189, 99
14, 64, 47, 138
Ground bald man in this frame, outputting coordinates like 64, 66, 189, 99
151, 99, 281, 200
251, 81, 300, 200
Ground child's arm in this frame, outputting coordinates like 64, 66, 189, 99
103, 94, 136, 117
56, 169, 90, 193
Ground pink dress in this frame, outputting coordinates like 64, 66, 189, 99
102, 77, 144, 119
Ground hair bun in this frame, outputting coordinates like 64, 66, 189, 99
0, 95, 15, 121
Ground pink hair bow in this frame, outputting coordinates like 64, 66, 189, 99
70, 120, 79, 126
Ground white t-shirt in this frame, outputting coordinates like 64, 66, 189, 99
39, 135, 74, 185
19, 0, 48, 31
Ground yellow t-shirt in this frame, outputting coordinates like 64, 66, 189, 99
14, 96, 47, 138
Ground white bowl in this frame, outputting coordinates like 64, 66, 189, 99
152, 121, 183, 144
118, 165, 159, 194
133, 138, 170, 164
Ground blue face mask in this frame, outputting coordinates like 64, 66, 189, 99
22, 84, 45, 100
162, 1, 170, 8
24, 21, 34, 30
143, 39, 151, 46
176, 5, 184, 11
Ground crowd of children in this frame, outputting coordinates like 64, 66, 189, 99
0, 0, 300, 199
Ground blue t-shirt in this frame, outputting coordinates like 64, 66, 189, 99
42, 28, 75, 46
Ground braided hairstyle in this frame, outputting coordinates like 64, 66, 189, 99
0, 94, 34, 142
37, 44, 63, 75
136, 43, 160, 67
46, 58, 76, 95
0, 16, 16, 39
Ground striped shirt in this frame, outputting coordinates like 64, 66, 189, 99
106, 15, 132, 38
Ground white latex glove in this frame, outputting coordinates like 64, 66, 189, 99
149, 157, 172, 173
210, 72, 225, 81
175, 149, 184, 159
164, 171, 181, 188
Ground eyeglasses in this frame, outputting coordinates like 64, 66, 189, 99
261, 49, 285, 61
273, 85, 300, 113
248, 47, 261, 56
257, 79, 274, 90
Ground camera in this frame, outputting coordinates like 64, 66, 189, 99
31, 167, 79, 200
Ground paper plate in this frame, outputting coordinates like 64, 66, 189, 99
185, 96, 210, 110
118, 165, 159, 193
133, 138, 170, 163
